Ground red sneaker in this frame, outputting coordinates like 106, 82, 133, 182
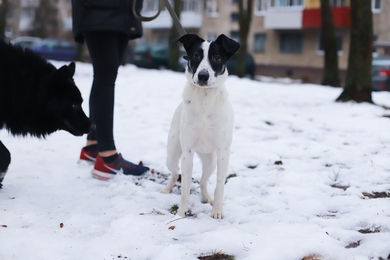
92, 154, 149, 180
78, 146, 98, 164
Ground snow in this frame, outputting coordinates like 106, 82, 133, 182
1, 61, 390, 260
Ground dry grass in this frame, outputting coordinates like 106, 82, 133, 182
302, 254, 321, 260
198, 250, 235, 260
362, 191, 390, 199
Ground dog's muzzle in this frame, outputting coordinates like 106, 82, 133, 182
197, 69, 209, 86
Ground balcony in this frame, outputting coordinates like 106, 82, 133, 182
142, 11, 203, 30
264, 9, 303, 29
302, 6, 350, 28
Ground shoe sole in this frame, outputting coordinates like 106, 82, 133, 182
92, 169, 115, 181
78, 159, 95, 166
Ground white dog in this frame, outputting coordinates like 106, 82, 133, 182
161, 34, 240, 219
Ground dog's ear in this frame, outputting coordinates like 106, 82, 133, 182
174, 34, 205, 52
68, 62, 76, 77
57, 64, 69, 78
214, 34, 240, 59
56, 62, 75, 79
56, 62, 76, 79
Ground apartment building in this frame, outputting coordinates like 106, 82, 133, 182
4, 0, 389, 83
5, 0, 73, 40
141, 0, 390, 83
248, 0, 389, 83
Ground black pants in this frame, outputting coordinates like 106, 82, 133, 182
84, 32, 129, 152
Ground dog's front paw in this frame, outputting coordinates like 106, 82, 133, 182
201, 194, 213, 204
160, 187, 172, 194
177, 207, 187, 217
211, 207, 223, 219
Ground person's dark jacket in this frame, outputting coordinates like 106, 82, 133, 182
71, 0, 143, 44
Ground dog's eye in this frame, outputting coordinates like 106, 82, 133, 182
212, 55, 221, 63
193, 52, 201, 61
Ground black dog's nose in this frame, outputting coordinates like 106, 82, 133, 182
198, 70, 209, 84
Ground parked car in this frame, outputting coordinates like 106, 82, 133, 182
226, 52, 256, 79
129, 43, 186, 70
11, 36, 42, 48
29, 39, 77, 61
372, 56, 390, 91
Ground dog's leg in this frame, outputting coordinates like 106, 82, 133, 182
0, 141, 11, 188
162, 105, 182, 194
198, 152, 217, 204
177, 149, 195, 217
161, 137, 182, 193
211, 149, 230, 219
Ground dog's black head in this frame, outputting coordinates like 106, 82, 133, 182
176, 34, 240, 88
45, 62, 92, 136
0, 60, 92, 138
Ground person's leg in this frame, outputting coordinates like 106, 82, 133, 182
84, 32, 129, 156
81, 32, 149, 177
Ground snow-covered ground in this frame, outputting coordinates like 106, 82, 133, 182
1, 61, 390, 260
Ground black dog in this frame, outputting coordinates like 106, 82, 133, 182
0, 40, 92, 188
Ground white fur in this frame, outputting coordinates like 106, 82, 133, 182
190, 42, 218, 88
161, 43, 234, 219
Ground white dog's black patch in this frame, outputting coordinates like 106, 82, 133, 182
177, 34, 240, 87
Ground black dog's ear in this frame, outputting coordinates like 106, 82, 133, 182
56, 62, 75, 79
57, 64, 69, 78
68, 62, 76, 77
174, 34, 205, 52
214, 34, 240, 58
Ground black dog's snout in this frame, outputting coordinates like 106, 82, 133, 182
198, 69, 209, 84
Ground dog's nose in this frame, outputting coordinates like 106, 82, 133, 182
198, 70, 209, 85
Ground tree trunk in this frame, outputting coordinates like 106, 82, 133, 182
29, 0, 59, 39
237, 0, 253, 78
320, 0, 340, 87
168, 0, 181, 71
336, 0, 373, 103
0, 0, 9, 39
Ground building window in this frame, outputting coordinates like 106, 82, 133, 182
279, 33, 303, 54
271, 0, 304, 8
230, 31, 239, 42
253, 33, 266, 52
143, 0, 160, 13
330, 0, 346, 6
206, 0, 219, 17
230, 12, 239, 22
372, 0, 381, 12
255, 0, 268, 15
317, 33, 343, 55
182, 0, 202, 12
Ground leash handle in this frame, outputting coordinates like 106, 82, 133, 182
132, 0, 163, 21
133, 0, 186, 36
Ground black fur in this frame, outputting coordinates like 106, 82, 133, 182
176, 34, 205, 75
210, 34, 241, 76
0, 39, 92, 188
176, 34, 240, 77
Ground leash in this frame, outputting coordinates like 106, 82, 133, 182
132, 0, 186, 36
